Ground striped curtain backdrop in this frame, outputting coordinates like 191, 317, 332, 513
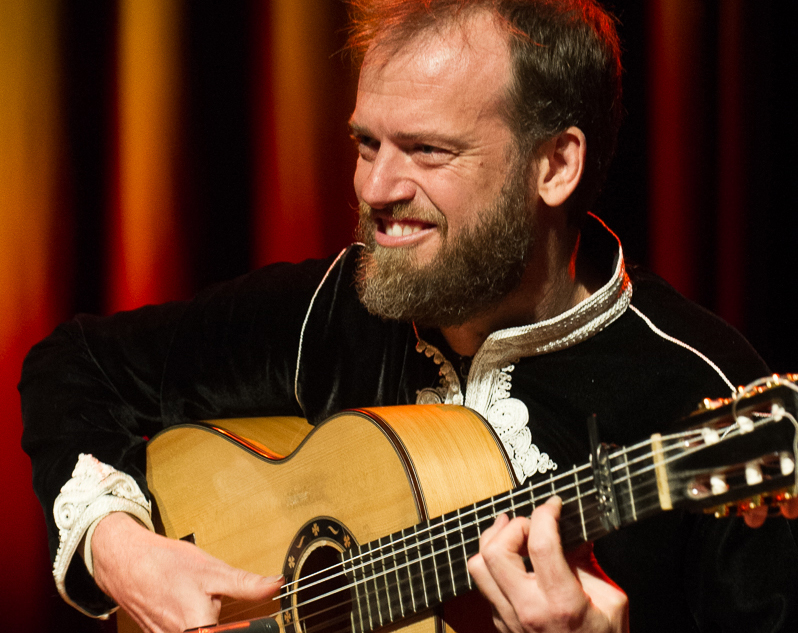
1, 2, 795, 630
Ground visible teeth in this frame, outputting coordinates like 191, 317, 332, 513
385, 221, 423, 237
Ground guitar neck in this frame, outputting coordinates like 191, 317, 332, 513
342, 439, 665, 633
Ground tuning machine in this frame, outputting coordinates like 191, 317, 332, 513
706, 489, 797, 519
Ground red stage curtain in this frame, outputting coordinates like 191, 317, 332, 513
648, 0, 707, 304
0, 2, 794, 631
106, 0, 189, 313
1, 3, 69, 629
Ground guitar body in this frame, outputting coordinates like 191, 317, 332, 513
118, 405, 514, 633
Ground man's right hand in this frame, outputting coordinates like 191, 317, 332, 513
91, 512, 283, 633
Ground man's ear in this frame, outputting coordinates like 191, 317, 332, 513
534, 126, 586, 208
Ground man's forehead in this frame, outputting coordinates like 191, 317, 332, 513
358, 9, 510, 85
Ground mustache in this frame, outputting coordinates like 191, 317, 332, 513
358, 201, 446, 227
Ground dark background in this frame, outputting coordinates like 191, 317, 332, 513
1, 1, 796, 631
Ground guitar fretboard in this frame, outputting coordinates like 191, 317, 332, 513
341, 440, 663, 633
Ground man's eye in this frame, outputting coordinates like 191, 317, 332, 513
414, 144, 451, 165
353, 136, 379, 160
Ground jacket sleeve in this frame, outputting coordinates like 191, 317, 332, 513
20, 301, 190, 614
19, 254, 343, 615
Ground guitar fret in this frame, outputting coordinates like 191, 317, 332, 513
457, 508, 474, 590
429, 518, 444, 604
443, 517, 457, 597
574, 468, 587, 542
400, 526, 419, 614
378, 535, 394, 623
362, 541, 376, 632
437, 509, 470, 599
493, 490, 514, 517
623, 450, 638, 522
375, 567, 386, 628
414, 524, 430, 608
345, 546, 365, 633
388, 531, 406, 618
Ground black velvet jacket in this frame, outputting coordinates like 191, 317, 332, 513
20, 223, 798, 631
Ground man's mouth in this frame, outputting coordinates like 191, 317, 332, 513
381, 218, 433, 237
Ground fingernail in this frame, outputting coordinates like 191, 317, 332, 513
265, 574, 284, 583
545, 495, 562, 506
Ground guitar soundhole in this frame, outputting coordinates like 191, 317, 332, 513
282, 518, 357, 633
296, 544, 352, 632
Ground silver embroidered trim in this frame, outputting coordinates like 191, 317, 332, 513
414, 216, 631, 483
52, 454, 153, 618
414, 337, 464, 405
464, 222, 631, 417
486, 395, 557, 481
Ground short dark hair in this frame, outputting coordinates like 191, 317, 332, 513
347, 0, 623, 217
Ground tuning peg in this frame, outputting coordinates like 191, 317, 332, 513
737, 416, 754, 434
710, 474, 728, 495
701, 427, 720, 445
780, 451, 795, 476
745, 461, 763, 486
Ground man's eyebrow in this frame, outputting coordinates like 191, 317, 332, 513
348, 122, 370, 137
394, 130, 459, 144
348, 122, 462, 148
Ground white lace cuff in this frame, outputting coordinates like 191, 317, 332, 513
52, 454, 154, 618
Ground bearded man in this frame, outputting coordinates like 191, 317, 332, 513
20, 1, 798, 632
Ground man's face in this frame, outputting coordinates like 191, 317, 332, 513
350, 12, 534, 326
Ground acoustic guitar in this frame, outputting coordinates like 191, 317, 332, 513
118, 376, 798, 633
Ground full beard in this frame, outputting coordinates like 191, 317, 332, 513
355, 170, 533, 328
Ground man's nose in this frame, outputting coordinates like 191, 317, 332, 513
357, 147, 416, 210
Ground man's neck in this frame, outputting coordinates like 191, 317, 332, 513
440, 226, 602, 357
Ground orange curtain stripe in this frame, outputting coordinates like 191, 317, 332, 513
0, 2, 66, 630
254, 0, 331, 266
107, 0, 186, 312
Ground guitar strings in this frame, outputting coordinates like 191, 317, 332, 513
221, 407, 793, 629
224, 468, 664, 630
217, 426, 711, 626
220, 428, 705, 627
282, 452, 738, 633
268, 424, 700, 601
273, 430, 673, 599
224, 475, 733, 632
231, 383, 798, 629
275, 421, 700, 610
247, 459, 769, 631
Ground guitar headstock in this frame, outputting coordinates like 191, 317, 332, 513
663, 375, 798, 517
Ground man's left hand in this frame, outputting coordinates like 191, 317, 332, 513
468, 496, 628, 633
